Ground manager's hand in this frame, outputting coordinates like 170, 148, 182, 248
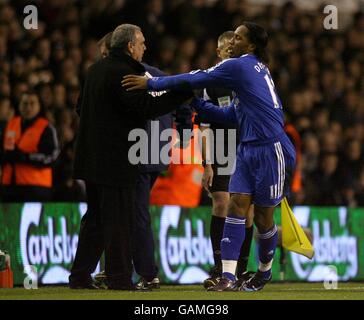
122, 75, 148, 91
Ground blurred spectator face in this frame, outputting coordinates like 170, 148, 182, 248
0, 73, 10, 97
345, 90, 359, 111
348, 60, 362, 80
347, 140, 362, 161
67, 86, 80, 107
129, 30, 146, 62
0, 5, 15, 23
36, 38, 51, 62
53, 43, 67, 62
69, 47, 83, 65
11, 56, 25, 78
8, 20, 22, 42
19, 94, 41, 120
306, 60, 319, 76
28, 21, 46, 40
39, 84, 53, 109
66, 25, 81, 47
330, 122, 343, 138
303, 134, 320, 156
61, 59, 78, 85
321, 153, 338, 175
50, 29, 65, 43
321, 70, 335, 90
289, 91, 305, 116
53, 84, 66, 107
180, 38, 197, 59
84, 39, 99, 62
321, 131, 338, 153
149, 0, 163, 16
313, 109, 329, 130
64, 6, 79, 24
0, 98, 12, 121
296, 117, 311, 131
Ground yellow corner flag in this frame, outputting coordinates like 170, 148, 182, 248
281, 197, 314, 259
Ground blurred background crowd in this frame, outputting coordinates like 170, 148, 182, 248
0, 0, 363, 206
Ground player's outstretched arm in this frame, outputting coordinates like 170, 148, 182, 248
122, 58, 238, 92
191, 97, 237, 125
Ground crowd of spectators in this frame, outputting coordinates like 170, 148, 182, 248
0, 0, 363, 206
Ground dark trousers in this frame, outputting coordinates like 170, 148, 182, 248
69, 181, 135, 286
132, 171, 159, 279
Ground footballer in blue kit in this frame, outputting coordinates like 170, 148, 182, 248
122, 22, 296, 292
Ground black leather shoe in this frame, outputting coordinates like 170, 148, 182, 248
241, 272, 272, 292
135, 277, 160, 290
233, 271, 256, 290
207, 277, 236, 292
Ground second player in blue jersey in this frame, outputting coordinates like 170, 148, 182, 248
122, 22, 296, 292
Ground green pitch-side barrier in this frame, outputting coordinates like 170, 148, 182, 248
0, 203, 363, 285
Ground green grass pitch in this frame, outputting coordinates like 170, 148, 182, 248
1, 283, 364, 300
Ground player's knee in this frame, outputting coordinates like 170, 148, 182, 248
212, 199, 228, 217
228, 195, 250, 217
212, 192, 229, 217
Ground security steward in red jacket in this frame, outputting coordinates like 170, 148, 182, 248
1, 91, 59, 202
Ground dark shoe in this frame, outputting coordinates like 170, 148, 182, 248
233, 271, 256, 290
241, 272, 272, 292
135, 277, 160, 290
203, 266, 222, 289
203, 276, 221, 289
207, 277, 236, 292
94, 270, 108, 289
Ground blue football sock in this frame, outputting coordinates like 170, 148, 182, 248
220, 215, 246, 281
257, 225, 278, 279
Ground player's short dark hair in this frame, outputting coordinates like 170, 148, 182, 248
217, 31, 234, 47
98, 32, 112, 50
242, 21, 269, 64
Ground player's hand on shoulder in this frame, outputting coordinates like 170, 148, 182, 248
122, 74, 148, 91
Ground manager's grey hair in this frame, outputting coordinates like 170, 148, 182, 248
110, 24, 141, 49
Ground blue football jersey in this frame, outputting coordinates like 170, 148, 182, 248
147, 54, 285, 143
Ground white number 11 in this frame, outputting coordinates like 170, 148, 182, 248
264, 74, 281, 109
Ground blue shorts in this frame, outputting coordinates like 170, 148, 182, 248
229, 134, 296, 207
